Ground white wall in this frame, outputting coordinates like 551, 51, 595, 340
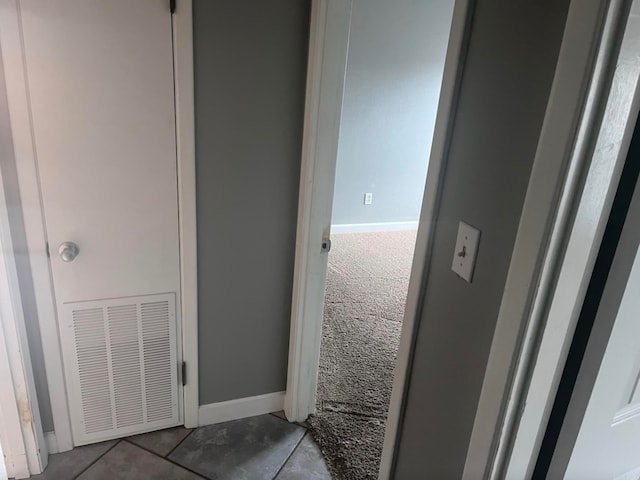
331, 0, 454, 228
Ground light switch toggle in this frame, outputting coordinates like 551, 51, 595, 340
452, 221, 480, 282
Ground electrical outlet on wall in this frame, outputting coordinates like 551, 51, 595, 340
364, 192, 373, 205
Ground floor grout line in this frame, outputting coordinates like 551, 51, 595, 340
72, 439, 121, 480
269, 411, 310, 430
61, 418, 322, 480
271, 431, 308, 480
165, 428, 195, 458
122, 438, 208, 479
269, 412, 287, 421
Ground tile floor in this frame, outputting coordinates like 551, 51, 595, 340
30, 413, 332, 480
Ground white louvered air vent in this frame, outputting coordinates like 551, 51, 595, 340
63, 294, 179, 445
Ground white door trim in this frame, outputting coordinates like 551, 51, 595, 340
284, 0, 354, 423
172, 0, 199, 431
462, 0, 640, 477
284, 0, 473, 477
0, 0, 74, 452
500, 0, 640, 476
0, 137, 48, 476
0, 0, 199, 448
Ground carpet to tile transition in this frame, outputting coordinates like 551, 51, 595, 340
309, 230, 417, 480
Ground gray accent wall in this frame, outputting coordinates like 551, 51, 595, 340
0, 51, 54, 432
193, 0, 310, 405
331, 0, 454, 226
393, 0, 570, 477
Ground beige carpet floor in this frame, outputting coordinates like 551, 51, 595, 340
308, 230, 417, 480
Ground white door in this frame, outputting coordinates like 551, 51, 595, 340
18, 0, 182, 445
561, 173, 640, 479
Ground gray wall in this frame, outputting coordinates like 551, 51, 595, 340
332, 0, 453, 226
0, 50, 54, 432
193, 0, 310, 405
393, 0, 570, 477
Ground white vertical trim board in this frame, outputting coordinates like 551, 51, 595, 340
0, 442, 7, 480
463, 0, 640, 478
500, 1, 640, 477
284, 0, 353, 423
0, 0, 74, 453
0, 320, 31, 480
198, 392, 285, 427
172, 0, 199, 431
0, 142, 48, 476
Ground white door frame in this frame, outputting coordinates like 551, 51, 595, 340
172, 0, 199, 431
0, 114, 48, 476
548, 136, 640, 479
284, 0, 354, 424
463, 0, 640, 477
284, 0, 473, 478
497, 0, 640, 476
0, 0, 198, 453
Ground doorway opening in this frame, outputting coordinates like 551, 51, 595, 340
304, 1, 455, 477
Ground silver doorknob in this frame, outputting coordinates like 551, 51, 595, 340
58, 242, 79, 262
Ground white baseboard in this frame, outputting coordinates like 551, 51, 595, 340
331, 221, 419, 234
45, 431, 59, 454
198, 391, 285, 427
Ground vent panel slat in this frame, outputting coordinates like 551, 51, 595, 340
142, 300, 174, 423
108, 304, 143, 429
73, 308, 113, 434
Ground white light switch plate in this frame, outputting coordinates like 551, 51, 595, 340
452, 221, 481, 282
